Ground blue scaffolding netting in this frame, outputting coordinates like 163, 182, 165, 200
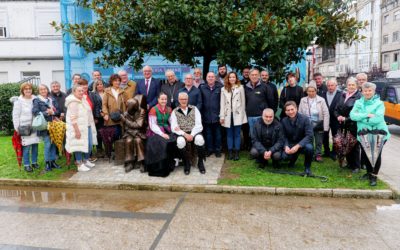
60, 0, 306, 89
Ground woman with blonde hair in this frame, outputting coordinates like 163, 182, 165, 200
220, 72, 247, 160
12, 82, 40, 172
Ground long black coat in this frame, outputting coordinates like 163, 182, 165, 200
334, 90, 362, 136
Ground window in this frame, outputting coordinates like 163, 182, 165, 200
0, 12, 7, 38
35, 9, 60, 37
394, 11, 400, 21
386, 88, 397, 101
383, 35, 389, 44
21, 72, 41, 85
384, 54, 389, 63
395, 53, 399, 62
384, 14, 389, 24
393, 31, 399, 42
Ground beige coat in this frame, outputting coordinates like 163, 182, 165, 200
219, 85, 247, 128
102, 87, 126, 126
298, 95, 330, 131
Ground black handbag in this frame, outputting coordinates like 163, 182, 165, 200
312, 120, 324, 132
18, 125, 32, 136
110, 111, 122, 122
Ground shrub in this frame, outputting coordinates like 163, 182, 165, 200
0, 83, 21, 135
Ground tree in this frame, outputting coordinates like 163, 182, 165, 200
55, 0, 366, 81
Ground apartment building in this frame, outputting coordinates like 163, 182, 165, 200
381, 0, 400, 71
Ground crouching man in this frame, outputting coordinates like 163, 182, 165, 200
250, 108, 284, 168
171, 92, 206, 175
281, 101, 314, 176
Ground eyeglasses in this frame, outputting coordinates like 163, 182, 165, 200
185, 77, 193, 80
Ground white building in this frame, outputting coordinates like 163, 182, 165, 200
335, 0, 381, 76
381, 0, 400, 72
0, 0, 64, 89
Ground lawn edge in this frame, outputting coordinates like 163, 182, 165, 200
0, 178, 395, 200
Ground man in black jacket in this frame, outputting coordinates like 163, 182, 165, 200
50, 81, 67, 121
281, 101, 314, 176
261, 70, 279, 113
322, 78, 341, 160
161, 69, 184, 109
314, 72, 328, 97
245, 69, 274, 138
250, 109, 284, 168
200, 72, 223, 157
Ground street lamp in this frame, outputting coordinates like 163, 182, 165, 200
306, 49, 313, 84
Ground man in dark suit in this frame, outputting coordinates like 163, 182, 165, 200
322, 78, 342, 160
136, 65, 161, 109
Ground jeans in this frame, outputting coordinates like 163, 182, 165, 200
74, 127, 93, 163
22, 144, 38, 166
313, 131, 324, 156
43, 135, 57, 162
226, 122, 241, 150
204, 122, 222, 153
282, 143, 314, 168
248, 116, 261, 138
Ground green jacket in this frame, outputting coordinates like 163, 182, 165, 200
350, 95, 390, 141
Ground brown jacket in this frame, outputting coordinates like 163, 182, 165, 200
122, 80, 137, 106
102, 87, 126, 126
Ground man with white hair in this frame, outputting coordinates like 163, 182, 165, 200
161, 69, 183, 109
170, 92, 206, 175
118, 70, 137, 105
250, 109, 284, 168
136, 65, 161, 109
356, 72, 368, 89
177, 73, 202, 110
321, 78, 342, 160
193, 68, 205, 88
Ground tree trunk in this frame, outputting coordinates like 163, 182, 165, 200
202, 54, 212, 80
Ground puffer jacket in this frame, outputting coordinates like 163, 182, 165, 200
65, 95, 97, 153
298, 95, 330, 132
12, 95, 40, 146
251, 119, 284, 154
350, 95, 391, 141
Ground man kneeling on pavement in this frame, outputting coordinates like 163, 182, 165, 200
250, 108, 284, 168
171, 92, 206, 175
281, 101, 314, 176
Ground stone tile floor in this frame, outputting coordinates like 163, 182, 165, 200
69, 154, 225, 185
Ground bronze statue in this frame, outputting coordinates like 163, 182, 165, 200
121, 95, 147, 173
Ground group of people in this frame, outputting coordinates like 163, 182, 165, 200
12, 65, 390, 185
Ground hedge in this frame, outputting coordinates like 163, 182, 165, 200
0, 83, 21, 135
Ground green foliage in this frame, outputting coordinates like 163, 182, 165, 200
219, 152, 388, 189
56, 0, 366, 81
0, 136, 74, 180
0, 83, 21, 135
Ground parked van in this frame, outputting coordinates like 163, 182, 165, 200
373, 79, 400, 126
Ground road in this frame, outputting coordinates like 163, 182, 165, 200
0, 186, 399, 249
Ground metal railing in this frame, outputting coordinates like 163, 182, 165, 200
17, 76, 41, 86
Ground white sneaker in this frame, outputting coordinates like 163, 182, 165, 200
78, 164, 90, 172
84, 161, 95, 168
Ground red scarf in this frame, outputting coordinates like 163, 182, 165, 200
85, 93, 93, 110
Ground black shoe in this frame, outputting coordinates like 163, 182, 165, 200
24, 165, 33, 172
124, 163, 134, 173
359, 173, 370, 180
304, 167, 313, 177
206, 151, 213, 157
51, 161, 61, 169
198, 157, 206, 174
330, 153, 337, 161
233, 150, 239, 161
352, 168, 360, 174
228, 150, 233, 160
370, 176, 377, 186
215, 151, 222, 158
45, 162, 52, 172
31, 163, 39, 169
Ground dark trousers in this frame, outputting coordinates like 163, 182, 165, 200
361, 142, 384, 175
323, 125, 338, 156
204, 122, 222, 153
281, 143, 314, 168
250, 147, 281, 167
95, 117, 104, 150
242, 123, 250, 150
346, 142, 360, 170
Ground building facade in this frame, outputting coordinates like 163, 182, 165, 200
0, 0, 64, 88
335, 0, 381, 77
381, 0, 400, 72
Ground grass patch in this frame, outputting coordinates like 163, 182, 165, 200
0, 136, 76, 180
218, 152, 388, 189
